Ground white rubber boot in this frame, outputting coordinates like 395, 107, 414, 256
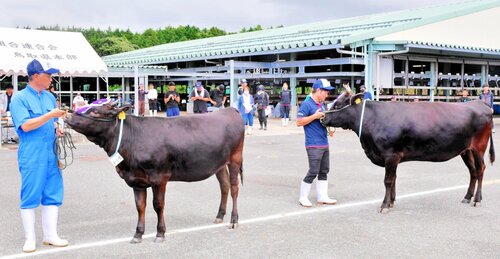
149, 110, 153, 116
247, 127, 252, 135
21, 209, 36, 253
299, 181, 313, 207
153, 110, 157, 116
281, 118, 286, 126
42, 206, 68, 247
285, 118, 289, 126
316, 180, 337, 205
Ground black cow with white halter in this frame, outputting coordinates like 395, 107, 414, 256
321, 88, 495, 212
65, 101, 245, 243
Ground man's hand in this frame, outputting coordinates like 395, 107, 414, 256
313, 109, 324, 120
49, 108, 66, 118
55, 127, 64, 137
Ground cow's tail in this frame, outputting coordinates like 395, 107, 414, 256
489, 131, 495, 165
239, 158, 244, 186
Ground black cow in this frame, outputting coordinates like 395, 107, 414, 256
321, 90, 495, 212
65, 103, 245, 243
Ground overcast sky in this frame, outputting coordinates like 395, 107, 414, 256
1, 0, 461, 32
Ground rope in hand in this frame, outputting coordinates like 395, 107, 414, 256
54, 122, 76, 170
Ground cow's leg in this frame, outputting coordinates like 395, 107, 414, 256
460, 150, 476, 203
131, 188, 147, 244
228, 164, 240, 229
381, 156, 400, 213
228, 139, 243, 229
472, 151, 485, 206
214, 167, 230, 224
152, 178, 168, 243
389, 176, 397, 208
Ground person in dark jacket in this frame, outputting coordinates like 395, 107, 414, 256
254, 85, 269, 130
279, 82, 291, 126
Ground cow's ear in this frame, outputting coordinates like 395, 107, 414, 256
350, 93, 364, 105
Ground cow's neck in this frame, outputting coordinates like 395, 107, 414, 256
340, 105, 363, 135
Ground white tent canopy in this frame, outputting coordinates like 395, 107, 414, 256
0, 27, 107, 76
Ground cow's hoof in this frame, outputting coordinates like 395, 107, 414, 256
461, 199, 471, 204
154, 237, 165, 243
472, 202, 481, 207
213, 218, 223, 224
388, 203, 394, 208
130, 237, 142, 244
379, 207, 390, 214
228, 223, 239, 229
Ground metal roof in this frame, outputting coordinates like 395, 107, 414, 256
102, 0, 500, 66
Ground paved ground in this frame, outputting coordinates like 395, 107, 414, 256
1, 118, 500, 258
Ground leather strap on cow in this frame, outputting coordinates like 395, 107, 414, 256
114, 111, 126, 155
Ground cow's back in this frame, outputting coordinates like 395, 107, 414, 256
117, 108, 244, 184
360, 100, 492, 164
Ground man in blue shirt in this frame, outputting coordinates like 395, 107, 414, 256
360, 85, 373, 101
296, 79, 337, 207
10, 59, 68, 253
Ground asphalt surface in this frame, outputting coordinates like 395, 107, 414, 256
1, 118, 500, 258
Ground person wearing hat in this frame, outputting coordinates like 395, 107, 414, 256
254, 84, 269, 130
296, 79, 337, 207
10, 59, 68, 252
164, 82, 181, 117
359, 85, 373, 101
238, 79, 248, 95
190, 81, 210, 113
210, 84, 227, 111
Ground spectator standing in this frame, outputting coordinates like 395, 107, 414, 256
164, 82, 181, 117
280, 82, 291, 126
138, 83, 147, 116
210, 84, 227, 111
190, 82, 210, 114
147, 83, 158, 116
238, 85, 255, 135
254, 84, 269, 130
479, 84, 495, 132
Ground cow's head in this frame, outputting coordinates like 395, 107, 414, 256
321, 84, 364, 129
65, 99, 130, 137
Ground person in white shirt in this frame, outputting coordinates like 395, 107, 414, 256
147, 84, 158, 116
72, 92, 85, 111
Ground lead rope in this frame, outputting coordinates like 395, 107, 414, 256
358, 99, 368, 138
54, 122, 76, 170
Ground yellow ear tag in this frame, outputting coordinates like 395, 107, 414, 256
118, 111, 126, 120
355, 99, 361, 105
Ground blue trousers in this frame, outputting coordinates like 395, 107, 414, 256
166, 107, 180, 117
18, 139, 63, 209
242, 112, 254, 126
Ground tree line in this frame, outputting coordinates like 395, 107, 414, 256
31, 24, 280, 57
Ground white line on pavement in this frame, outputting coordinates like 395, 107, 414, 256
3, 179, 500, 259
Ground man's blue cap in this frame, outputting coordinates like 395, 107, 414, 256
312, 79, 334, 91
240, 79, 247, 84
27, 59, 60, 76
195, 81, 203, 88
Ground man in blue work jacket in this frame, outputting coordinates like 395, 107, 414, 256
10, 59, 68, 253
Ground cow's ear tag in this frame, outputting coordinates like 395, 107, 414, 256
355, 98, 362, 105
118, 111, 126, 120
